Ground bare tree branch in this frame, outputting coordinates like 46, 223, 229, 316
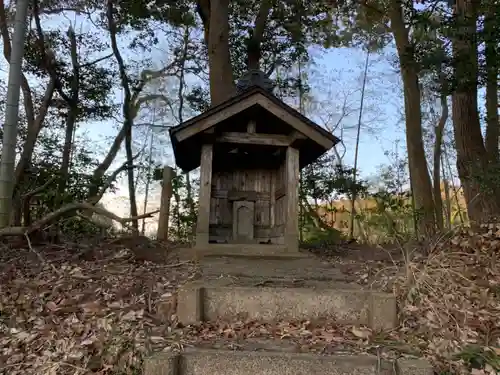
77, 53, 113, 68
90, 153, 142, 204
22, 177, 56, 200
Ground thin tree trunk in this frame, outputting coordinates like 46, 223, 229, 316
297, 60, 305, 239
349, 49, 369, 240
0, 0, 30, 227
125, 127, 139, 230
141, 128, 155, 235
88, 124, 128, 200
432, 87, 448, 231
247, 0, 272, 70
172, 173, 181, 239
57, 26, 80, 207
185, 173, 195, 227
107, 0, 139, 229
441, 154, 452, 229
31, 0, 80, 206
389, 0, 436, 236
443, 142, 465, 224
177, 25, 196, 228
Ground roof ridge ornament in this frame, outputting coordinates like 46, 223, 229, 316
236, 69, 275, 94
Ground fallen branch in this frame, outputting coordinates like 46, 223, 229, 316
85, 203, 159, 225
0, 201, 160, 236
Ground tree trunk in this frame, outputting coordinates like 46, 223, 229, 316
107, 0, 139, 229
389, 0, 435, 236
452, 0, 500, 223
88, 124, 128, 199
443, 143, 465, 224
13, 84, 54, 188
58, 109, 77, 204
349, 49, 370, 240
0, 0, 30, 227
207, 0, 235, 105
441, 154, 452, 229
247, 0, 272, 70
125, 127, 139, 230
141, 130, 155, 235
179, 26, 196, 230
433, 88, 448, 231
484, 0, 499, 162
57, 26, 80, 207
185, 172, 195, 225
0, 2, 56, 198
199, 0, 272, 106
172, 176, 181, 238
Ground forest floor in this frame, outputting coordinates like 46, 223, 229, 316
0, 229, 499, 375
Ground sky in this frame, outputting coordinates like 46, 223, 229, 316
68, 37, 408, 219
81, 46, 406, 179
306, 47, 404, 175
0, 11, 408, 223
76, 44, 407, 225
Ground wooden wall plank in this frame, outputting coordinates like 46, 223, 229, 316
210, 168, 279, 243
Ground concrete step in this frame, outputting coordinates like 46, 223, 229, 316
174, 278, 397, 331
144, 348, 433, 375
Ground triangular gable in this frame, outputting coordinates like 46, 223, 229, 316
170, 87, 338, 150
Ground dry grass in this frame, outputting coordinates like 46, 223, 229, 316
334, 225, 500, 374
385, 225, 500, 374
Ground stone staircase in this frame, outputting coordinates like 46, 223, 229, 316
145, 349, 432, 375
144, 253, 433, 375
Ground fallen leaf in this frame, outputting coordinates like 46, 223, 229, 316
150, 336, 165, 343
45, 301, 58, 311
351, 326, 372, 339
80, 338, 95, 346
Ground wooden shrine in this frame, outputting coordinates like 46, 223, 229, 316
169, 70, 340, 254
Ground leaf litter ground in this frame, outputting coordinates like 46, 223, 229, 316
0, 229, 499, 375
340, 226, 500, 375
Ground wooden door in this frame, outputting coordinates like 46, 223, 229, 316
232, 201, 255, 242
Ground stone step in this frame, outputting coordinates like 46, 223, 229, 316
198, 256, 353, 282
174, 278, 397, 331
178, 244, 311, 260
144, 349, 432, 375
